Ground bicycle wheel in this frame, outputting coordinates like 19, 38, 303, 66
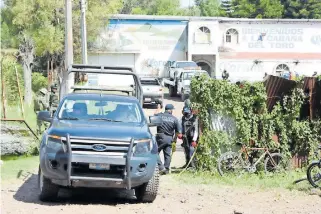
307, 162, 321, 188
264, 153, 287, 173
217, 151, 246, 176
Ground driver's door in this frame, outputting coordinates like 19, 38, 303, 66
178, 73, 184, 93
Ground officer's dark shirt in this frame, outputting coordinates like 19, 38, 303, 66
155, 112, 182, 137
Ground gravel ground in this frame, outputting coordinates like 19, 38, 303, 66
2, 94, 321, 214
0, 123, 36, 156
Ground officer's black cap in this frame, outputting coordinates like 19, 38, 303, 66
165, 104, 175, 110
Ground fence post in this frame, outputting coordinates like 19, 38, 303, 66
15, 66, 25, 119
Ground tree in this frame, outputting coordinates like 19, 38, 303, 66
281, 0, 321, 19
198, 0, 227, 17
230, 0, 284, 18
147, 0, 182, 15
2, 0, 123, 104
16, 35, 34, 104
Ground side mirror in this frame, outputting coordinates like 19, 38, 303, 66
148, 115, 162, 127
37, 111, 52, 122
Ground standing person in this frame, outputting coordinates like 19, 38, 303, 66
49, 83, 59, 116
222, 70, 229, 80
181, 106, 199, 169
34, 88, 49, 135
154, 104, 182, 175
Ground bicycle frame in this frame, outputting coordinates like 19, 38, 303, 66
237, 145, 279, 169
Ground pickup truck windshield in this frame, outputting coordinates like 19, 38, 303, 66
58, 98, 142, 123
176, 62, 198, 68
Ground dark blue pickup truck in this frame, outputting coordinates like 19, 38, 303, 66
37, 65, 162, 203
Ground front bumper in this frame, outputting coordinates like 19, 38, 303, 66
40, 136, 157, 189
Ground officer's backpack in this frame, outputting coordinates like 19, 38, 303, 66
182, 115, 197, 139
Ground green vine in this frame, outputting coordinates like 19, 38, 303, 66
190, 75, 321, 170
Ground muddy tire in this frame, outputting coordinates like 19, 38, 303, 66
135, 165, 159, 203
169, 86, 176, 97
38, 166, 59, 202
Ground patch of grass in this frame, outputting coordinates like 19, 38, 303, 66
172, 169, 313, 192
1, 155, 39, 184
1, 103, 38, 131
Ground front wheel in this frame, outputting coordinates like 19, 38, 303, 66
307, 161, 321, 188
38, 166, 59, 201
264, 153, 288, 174
217, 151, 246, 176
135, 165, 159, 203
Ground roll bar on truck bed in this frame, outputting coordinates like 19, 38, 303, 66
64, 64, 143, 105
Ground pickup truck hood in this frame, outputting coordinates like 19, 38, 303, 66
48, 119, 151, 141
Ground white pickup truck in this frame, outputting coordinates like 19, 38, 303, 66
163, 61, 209, 101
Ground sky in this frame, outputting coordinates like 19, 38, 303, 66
180, 0, 195, 8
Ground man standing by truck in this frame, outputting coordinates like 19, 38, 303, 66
181, 106, 199, 169
34, 88, 49, 135
154, 104, 182, 175
49, 83, 59, 116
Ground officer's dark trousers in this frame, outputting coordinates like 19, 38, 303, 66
183, 137, 196, 167
156, 134, 173, 171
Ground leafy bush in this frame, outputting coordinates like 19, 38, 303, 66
190, 75, 321, 170
31, 72, 48, 92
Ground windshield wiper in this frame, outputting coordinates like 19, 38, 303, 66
59, 117, 79, 120
89, 118, 122, 122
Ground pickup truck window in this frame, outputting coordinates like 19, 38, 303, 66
183, 72, 208, 80
58, 98, 142, 123
140, 79, 159, 86
176, 62, 198, 68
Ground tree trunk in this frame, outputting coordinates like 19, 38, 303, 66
23, 63, 32, 105
17, 34, 35, 105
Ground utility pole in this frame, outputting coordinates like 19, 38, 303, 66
80, 0, 88, 64
61, 0, 74, 99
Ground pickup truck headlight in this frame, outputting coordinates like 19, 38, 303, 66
46, 135, 66, 151
133, 139, 153, 155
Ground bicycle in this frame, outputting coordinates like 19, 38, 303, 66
217, 142, 287, 176
307, 145, 321, 188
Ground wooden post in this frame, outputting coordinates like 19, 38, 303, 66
47, 61, 50, 90
309, 79, 314, 119
1, 58, 6, 119
15, 66, 25, 119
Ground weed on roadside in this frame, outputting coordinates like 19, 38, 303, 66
172, 169, 313, 193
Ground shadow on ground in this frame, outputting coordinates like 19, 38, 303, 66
13, 174, 141, 206
164, 93, 182, 102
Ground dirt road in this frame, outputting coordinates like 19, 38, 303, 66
2, 94, 321, 214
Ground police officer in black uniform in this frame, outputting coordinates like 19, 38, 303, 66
181, 106, 199, 169
155, 104, 182, 175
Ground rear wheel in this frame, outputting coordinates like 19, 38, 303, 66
181, 89, 186, 101
264, 153, 288, 173
135, 165, 159, 203
307, 162, 321, 188
169, 86, 177, 97
38, 166, 59, 201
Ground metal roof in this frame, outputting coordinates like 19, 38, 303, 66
111, 14, 321, 23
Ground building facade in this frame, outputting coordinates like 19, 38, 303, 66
88, 15, 321, 82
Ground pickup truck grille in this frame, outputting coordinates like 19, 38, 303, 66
63, 136, 130, 156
